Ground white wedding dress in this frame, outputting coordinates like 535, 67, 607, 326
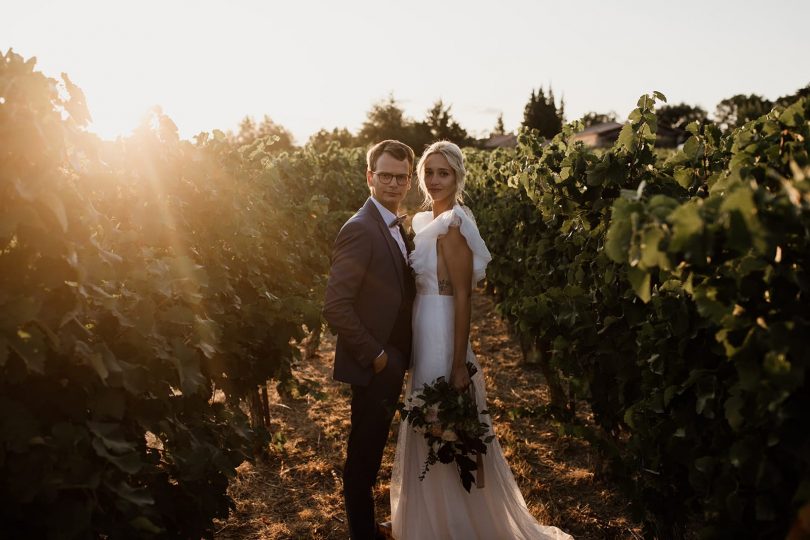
390, 205, 573, 540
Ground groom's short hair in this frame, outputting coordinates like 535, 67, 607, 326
366, 140, 415, 173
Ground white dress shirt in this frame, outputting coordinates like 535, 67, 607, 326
370, 197, 407, 261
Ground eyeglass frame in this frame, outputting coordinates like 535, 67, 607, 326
372, 171, 411, 186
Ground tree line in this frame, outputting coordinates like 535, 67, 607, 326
234, 83, 810, 153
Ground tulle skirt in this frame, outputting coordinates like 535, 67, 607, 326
390, 294, 573, 540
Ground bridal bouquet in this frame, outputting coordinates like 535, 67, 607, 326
398, 362, 494, 492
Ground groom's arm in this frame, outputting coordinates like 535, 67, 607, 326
323, 220, 382, 368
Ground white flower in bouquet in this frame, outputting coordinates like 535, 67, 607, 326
425, 404, 439, 423
441, 429, 458, 442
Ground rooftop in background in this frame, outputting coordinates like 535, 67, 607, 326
479, 133, 518, 149
576, 122, 625, 135
572, 122, 686, 148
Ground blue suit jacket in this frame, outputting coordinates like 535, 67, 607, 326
323, 198, 414, 386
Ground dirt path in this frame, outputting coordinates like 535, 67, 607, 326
215, 293, 641, 539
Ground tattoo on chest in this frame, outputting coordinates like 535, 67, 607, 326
438, 279, 454, 295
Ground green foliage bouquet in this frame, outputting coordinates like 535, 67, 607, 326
398, 362, 494, 492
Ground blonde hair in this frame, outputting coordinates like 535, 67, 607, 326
416, 141, 466, 207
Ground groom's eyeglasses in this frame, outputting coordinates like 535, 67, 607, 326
373, 171, 411, 186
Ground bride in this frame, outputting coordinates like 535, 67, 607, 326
389, 141, 573, 539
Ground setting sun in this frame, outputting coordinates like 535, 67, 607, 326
5, 0, 809, 143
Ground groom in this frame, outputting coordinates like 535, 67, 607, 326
323, 139, 417, 540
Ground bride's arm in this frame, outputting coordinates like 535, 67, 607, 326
442, 225, 474, 391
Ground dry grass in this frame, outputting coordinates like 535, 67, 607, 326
214, 293, 641, 539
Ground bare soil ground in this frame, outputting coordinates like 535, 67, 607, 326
214, 293, 642, 539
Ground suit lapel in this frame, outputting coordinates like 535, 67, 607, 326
364, 199, 406, 293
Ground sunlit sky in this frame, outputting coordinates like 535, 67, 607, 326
4, 0, 809, 143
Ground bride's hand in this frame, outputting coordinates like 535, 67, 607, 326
450, 364, 471, 391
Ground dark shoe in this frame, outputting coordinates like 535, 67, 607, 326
376, 521, 394, 540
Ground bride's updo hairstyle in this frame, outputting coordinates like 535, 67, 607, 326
416, 141, 466, 208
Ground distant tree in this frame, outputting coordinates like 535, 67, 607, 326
493, 113, 506, 135
423, 100, 472, 146
579, 111, 618, 128
657, 103, 708, 129
233, 114, 296, 153
357, 94, 412, 146
356, 94, 475, 151
714, 94, 773, 130
775, 83, 810, 107
306, 127, 357, 151
522, 86, 563, 139
234, 116, 257, 143
404, 121, 433, 154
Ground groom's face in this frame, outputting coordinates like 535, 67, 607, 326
367, 152, 412, 212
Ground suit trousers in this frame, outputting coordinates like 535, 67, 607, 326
343, 347, 407, 540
